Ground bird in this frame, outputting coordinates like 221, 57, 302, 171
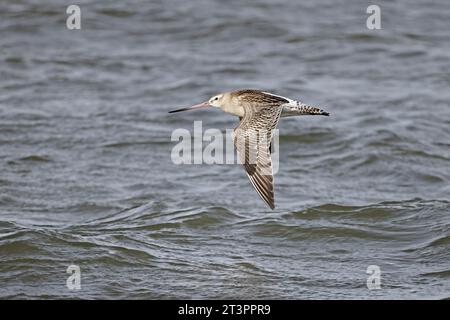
169, 89, 329, 210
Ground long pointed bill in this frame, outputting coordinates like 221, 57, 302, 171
168, 101, 210, 113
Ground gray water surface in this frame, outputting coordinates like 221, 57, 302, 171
0, 0, 449, 299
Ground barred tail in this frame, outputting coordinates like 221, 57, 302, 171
281, 101, 329, 117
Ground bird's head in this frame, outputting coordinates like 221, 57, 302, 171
168, 93, 227, 113
207, 93, 225, 108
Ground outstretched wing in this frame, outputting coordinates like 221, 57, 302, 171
232, 104, 282, 210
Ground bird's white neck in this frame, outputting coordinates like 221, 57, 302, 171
221, 103, 245, 117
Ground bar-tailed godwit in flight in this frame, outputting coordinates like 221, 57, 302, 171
169, 89, 329, 210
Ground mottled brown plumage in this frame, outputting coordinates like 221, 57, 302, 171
169, 89, 329, 210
